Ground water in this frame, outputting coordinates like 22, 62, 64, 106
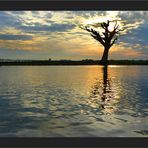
0, 65, 147, 137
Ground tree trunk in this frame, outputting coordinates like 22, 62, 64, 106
100, 47, 110, 65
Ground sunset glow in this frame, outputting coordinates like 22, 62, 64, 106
0, 11, 147, 60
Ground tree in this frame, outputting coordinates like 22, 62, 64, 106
81, 20, 120, 65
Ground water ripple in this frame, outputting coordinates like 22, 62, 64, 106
0, 66, 147, 137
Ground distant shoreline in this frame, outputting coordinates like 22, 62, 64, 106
0, 60, 148, 66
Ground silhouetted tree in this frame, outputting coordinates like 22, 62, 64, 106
81, 20, 120, 65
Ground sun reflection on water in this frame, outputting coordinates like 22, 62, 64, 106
87, 65, 122, 114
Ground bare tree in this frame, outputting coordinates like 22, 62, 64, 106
81, 20, 120, 65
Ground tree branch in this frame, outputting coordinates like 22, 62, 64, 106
80, 20, 121, 49
81, 26, 105, 46
110, 37, 118, 47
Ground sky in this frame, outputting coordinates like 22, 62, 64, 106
0, 11, 148, 60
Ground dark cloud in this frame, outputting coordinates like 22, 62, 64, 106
0, 11, 54, 31
118, 11, 148, 23
49, 23, 75, 32
8, 11, 26, 15
0, 34, 32, 41
119, 24, 148, 47
0, 12, 21, 27
19, 23, 76, 33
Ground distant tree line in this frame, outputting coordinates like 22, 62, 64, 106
0, 59, 148, 66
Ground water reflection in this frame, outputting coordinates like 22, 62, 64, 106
0, 66, 147, 137
90, 65, 120, 114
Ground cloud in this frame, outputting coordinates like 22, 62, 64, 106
0, 12, 21, 28
120, 24, 148, 46
0, 34, 32, 41
19, 23, 76, 33
0, 11, 147, 60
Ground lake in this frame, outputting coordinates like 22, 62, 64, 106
0, 65, 147, 137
